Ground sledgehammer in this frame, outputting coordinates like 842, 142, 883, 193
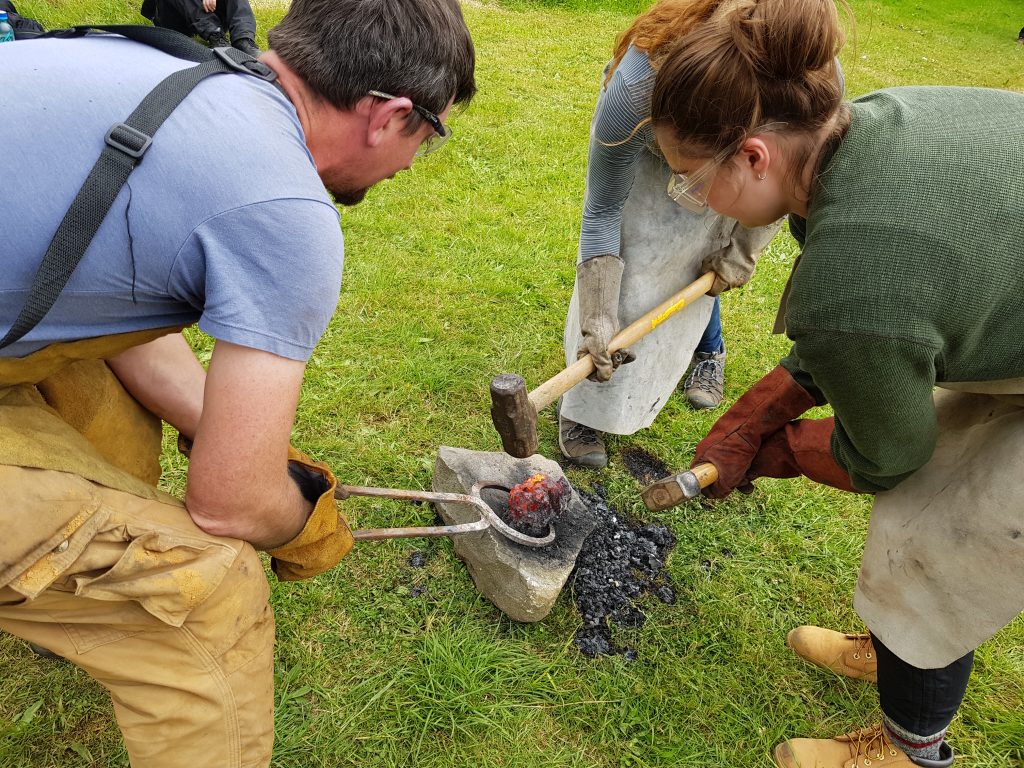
641, 462, 718, 511
491, 272, 716, 458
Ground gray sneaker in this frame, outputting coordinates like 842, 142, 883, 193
558, 413, 608, 469
683, 349, 726, 410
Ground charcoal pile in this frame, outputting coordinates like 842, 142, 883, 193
570, 486, 677, 659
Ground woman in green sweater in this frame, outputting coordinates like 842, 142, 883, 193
648, 0, 1024, 766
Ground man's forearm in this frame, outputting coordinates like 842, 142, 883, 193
183, 339, 313, 549
186, 464, 313, 550
108, 332, 206, 439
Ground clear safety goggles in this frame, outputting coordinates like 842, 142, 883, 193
666, 145, 736, 213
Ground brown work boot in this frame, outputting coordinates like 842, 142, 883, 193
773, 724, 954, 767
787, 626, 878, 683
683, 349, 725, 410
558, 413, 607, 469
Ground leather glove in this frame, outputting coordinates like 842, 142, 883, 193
177, 435, 354, 578
746, 417, 858, 492
576, 254, 633, 381
269, 446, 354, 581
701, 220, 781, 295
692, 365, 815, 498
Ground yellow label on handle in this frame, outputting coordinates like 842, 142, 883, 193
650, 298, 689, 331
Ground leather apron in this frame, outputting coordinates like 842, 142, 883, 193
562, 147, 779, 435
854, 380, 1024, 668
0, 327, 185, 590
775, 271, 1024, 668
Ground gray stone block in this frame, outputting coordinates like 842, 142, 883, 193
432, 446, 599, 622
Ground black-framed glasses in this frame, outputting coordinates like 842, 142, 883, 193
367, 90, 451, 157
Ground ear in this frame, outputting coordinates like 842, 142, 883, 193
738, 136, 771, 180
359, 95, 414, 149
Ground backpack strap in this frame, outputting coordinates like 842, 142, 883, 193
0, 26, 281, 350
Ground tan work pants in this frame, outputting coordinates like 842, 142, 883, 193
0, 332, 276, 768
0, 467, 276, 768
0, 466, 276, 768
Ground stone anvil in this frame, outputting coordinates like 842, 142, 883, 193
432, 446, 600, 622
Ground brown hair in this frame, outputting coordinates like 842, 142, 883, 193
268, 0, 475, 121
605, 0, 725, 86
650, 0, 847, 167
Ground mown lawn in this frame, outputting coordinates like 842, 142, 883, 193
2, 1, 1022, 766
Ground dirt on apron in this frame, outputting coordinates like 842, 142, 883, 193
855, 383, 1024, 668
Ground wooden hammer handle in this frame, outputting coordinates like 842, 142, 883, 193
686, 462, 719, 493
528, 271, 715, 412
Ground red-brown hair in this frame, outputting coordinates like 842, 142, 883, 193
605, 0, 725, 86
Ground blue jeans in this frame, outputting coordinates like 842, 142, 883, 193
696, 296, 724, 354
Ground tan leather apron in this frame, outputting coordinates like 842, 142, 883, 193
855, 381, 1024, 668
775, 276, 1024, 668
0, 327, 185, 589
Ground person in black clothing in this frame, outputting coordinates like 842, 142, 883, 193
0, 0, 45, 37
141, 0, 260, 55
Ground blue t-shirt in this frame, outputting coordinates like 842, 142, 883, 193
0, 36, 344, 360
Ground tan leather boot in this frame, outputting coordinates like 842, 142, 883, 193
773, 725, 954, 767
786, 626, 878, 683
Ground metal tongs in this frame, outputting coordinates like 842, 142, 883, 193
337, 480, 556, 547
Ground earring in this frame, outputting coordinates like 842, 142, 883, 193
757, 172, 767, 181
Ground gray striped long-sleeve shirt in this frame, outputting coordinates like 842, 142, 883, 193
578, 45, 664, 262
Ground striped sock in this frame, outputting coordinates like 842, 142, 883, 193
883, 715, 945, 761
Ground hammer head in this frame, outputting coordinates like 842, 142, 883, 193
641, 471, 702, 512
490, 373, 538, 458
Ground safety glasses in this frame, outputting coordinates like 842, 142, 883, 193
666, 144, 737, 213
367, 90, 451, 157
667, 123, 789, 212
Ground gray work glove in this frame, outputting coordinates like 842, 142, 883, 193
701, 220, 782, 295
576, 254, 633, 382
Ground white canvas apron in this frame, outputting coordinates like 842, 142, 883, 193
561, 149, 730, 435
854, 380, 1024, 668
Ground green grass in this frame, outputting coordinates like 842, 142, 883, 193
3, 1, 1023, 766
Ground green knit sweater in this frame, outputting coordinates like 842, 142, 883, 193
781, 86, 1024, 492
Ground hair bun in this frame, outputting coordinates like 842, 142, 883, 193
720, 0, 843, 82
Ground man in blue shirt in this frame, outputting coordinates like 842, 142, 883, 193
0, 1, 475, 765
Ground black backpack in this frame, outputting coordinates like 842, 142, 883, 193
0, 0, 45, 39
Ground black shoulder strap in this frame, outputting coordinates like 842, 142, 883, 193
0, 26, 281, 350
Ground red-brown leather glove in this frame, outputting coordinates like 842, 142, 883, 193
693, 365, 816, 498
745, 417, 857, 492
